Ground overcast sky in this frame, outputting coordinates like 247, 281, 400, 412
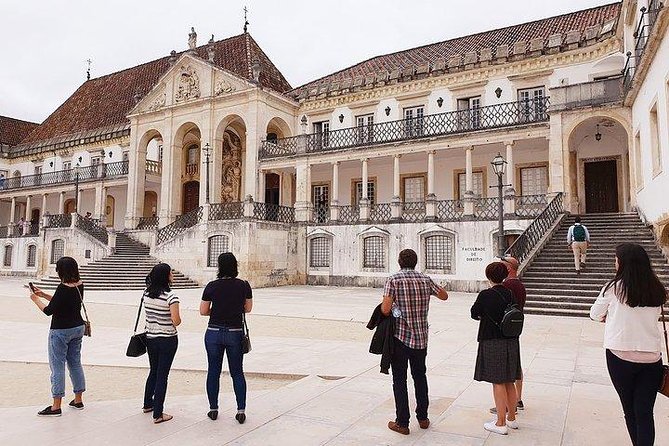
1, 0, 615, 123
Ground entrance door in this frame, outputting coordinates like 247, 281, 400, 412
31, 208, 40, 224
265, 173, 280, 205
105, 195, 115, 227
183, 181, 200, 214
585, 160, 618, 213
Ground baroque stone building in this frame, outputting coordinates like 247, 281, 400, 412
1, 1, 667, 293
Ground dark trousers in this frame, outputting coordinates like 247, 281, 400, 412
390, 337, 428, 427
205, 327, 246, 410
606, 349, 663, 446
144, 336, 178, 419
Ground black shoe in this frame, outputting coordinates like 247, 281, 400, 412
235, 412, 246, 424
517, 400, 524, 410
207, 410, 218, 421
68, 400, 84, 410
37, 406, 62, 417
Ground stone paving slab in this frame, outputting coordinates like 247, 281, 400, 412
1, 280, 669, 445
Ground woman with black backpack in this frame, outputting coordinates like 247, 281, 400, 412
471, 261, 523, 435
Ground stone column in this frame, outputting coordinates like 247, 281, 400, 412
125, 123, 147, 229
464, 146, 475, 217
330, 161, 340, 221
360, 158, 370, 221
76, 188, 83, 213
94, 184, 104, 221
41, 193, 48, 227
258, 170, 266, 203
391, 154, 402, 220
426, 150, 437, 220
504, 141, 516, 215
244, 100, 260, 201
24, 195, 32, 234
294, 161, 311, 222
199, 107, 215, 206
548, 113, 568, 208
9, 197, 16, 236
159, 132, 177, 227
58, 191, 65, 214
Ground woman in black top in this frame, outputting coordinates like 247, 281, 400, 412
470, 262, 521, 436
200, 252, 253, 423
29, 257, 87, 417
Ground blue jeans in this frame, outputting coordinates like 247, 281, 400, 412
48, 325, 86, 398
205, 326, 246, 410
144, 336, 178, 419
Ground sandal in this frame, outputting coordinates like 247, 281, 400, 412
143, 407, 153, 413
154, 413, 173, 424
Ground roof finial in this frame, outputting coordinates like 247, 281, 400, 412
243, 6, 249, 33
85, 59, 92, 80
208, 34, 215, 44
188, 27, 197, 50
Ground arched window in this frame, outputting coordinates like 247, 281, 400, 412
363, 236, 385, 269
51, 239, 65, 264
26, 245, 37, 267
3, 244, 12, 267
424, 234, 454, 273
187, 144, 199, 165
309, 237, 330, 268
207, 235, 230, 267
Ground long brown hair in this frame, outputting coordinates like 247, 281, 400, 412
604, 243, 667, 307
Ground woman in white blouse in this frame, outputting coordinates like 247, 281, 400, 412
590, 243, 666, 446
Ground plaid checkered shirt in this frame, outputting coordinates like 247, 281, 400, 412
383, 268, 440, 350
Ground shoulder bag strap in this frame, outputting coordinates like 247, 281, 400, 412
75, 285, 90, 325
662, 305, 668, 360
133, 293, 145, 334
242, 311, 249, 335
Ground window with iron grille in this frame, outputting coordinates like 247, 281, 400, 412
354, 180, 376, 205
207, 235, 230, 267
309, 237, 330, 268
51, 239, 64, 264
424, 235, 453, 272
3, 245, 12, 267
27, 245, 37, 267
363, 236, 385, 269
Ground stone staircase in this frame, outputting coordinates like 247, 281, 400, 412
33, 233, 199, 290
522, 213, 669, 317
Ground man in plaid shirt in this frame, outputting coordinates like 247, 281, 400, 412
381, 249, 448, 435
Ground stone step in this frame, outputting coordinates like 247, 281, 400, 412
524, 300, 593, 311
524, 307, 589, 318
525, 295, 596, 304
522, 287, 600, 296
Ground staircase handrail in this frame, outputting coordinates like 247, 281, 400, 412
156, 206, 203, 245
74, 214, 109, 245
505, 192, 564, 264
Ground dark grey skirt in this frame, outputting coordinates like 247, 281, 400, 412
474, 338, 522, 384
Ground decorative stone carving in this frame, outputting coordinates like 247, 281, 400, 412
174, 66, 200, 103
448, 55, 461, 68
513, 41, 527, 56
529, 38, 544, 52
565, 30, 581, 45
495, 44, 509, 60
221, 130, 243, 203
548, 33, 563, 49
479, 48, 492, 62
214, 78, 235, 96
585, 25, 600, 41
464, 51, 477, 66
147, 93, 166, 111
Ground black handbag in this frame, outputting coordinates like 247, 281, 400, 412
242, 312, 251, 354
126, 296, 147, 357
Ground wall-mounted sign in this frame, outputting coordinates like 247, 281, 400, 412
462, 246, 486, 262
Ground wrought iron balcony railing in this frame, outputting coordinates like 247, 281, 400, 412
157, 206, 203, 245
252, 202, 295, 224
0, 161, 129, 192
75, 214, 109, 244
209, 202, 244, 221
45, 213, 72, 229
623, 1, 664, 93
136, 216, 159, 230
259, 98, 550, 159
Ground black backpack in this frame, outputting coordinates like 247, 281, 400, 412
490, 288, 524, 338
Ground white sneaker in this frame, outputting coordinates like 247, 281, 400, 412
484, 421, 508, 435
506, 417, 519, 429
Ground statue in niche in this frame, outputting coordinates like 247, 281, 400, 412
174, 66, 200, 103
221, 130, 242, 202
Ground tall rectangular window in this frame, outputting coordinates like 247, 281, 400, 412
635, 131, 644, 189
62, 161, 72, 171
404, 106, 424, 137
354, 180, 376, 205
207, 235, 230, 267
27, 245, 37, 267
356, 114, 374, 143
424, 235, 454, 272
650, 105, 662, 176
313, 121, 330, 148
518, 86, 546, 121
309, 237, 330, 268
457, 171, 484, 199
520, 166, 549, 196
51, 239, 65, 264
363, 236, 385, 269
402, 176, 425, 202
457, 96, 481, 129
3, 245, 12, 267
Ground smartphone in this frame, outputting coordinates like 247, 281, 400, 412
28, 282, 36, 292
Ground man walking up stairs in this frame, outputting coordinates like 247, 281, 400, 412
567, 216, 590, 275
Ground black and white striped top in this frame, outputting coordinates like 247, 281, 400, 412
144, 291, 179, 338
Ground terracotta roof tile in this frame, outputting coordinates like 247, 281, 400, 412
18, 33, 291, 149
0, 115, 39, 146
291, 2, 622, 97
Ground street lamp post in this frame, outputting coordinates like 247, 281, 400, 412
490, 153, 509, 257
202, 142, 211, 204
73, 163, 81, 214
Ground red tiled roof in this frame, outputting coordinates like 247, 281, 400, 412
0, 115, 39, 146
291, 2, 622, 97
19, 33, 292, 148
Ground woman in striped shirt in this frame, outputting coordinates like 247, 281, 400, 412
142, 263, 181, 424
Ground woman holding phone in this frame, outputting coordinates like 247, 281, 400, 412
29, 257, 86, 417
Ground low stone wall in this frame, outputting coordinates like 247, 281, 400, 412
40, 228, 111, 277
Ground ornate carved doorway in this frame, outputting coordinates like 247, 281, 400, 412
183, 181, 200, 214
221, 130, 242, 202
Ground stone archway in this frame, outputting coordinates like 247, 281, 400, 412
567, 115, 630, 214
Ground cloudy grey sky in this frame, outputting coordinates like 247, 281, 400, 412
1, 0, 615, 123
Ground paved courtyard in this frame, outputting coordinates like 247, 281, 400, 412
0, 278, 667, 445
